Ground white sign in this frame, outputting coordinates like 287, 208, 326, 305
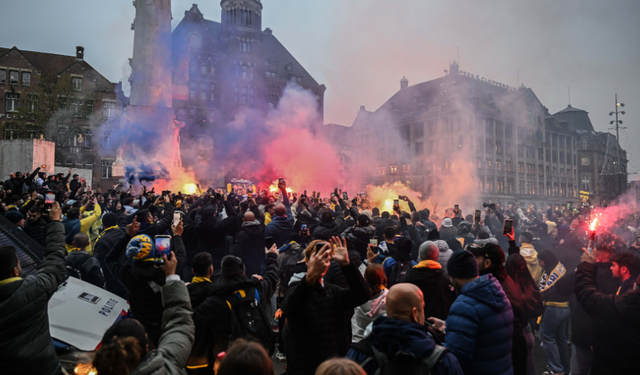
48, 277, 129, 351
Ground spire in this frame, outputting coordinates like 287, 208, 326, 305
400, 76, 409, 90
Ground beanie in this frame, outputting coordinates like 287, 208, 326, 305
477, 227, 491, 240
126, 234, 154, 260
102, 213, 118, 229
469, 242, 505, 267
447, 250, 479, 279
221, 255, 245, 279
5, 211, 24, 224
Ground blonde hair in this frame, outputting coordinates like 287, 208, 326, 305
315, 358, 366, 375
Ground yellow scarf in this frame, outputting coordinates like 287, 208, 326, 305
192, 276, 211, 283
0, 277, 22, 286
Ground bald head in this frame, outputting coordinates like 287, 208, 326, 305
243, 211, 255, 222
275, 203, 286, 217
72, 233, 90, 250
386, 283, 425, 325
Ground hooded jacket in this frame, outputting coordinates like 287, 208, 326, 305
23, 217, 47, 247
347, 315, 463, 375
93, 224, 128, 299
575, 262, 640, 375
341, 225, 376, 259
264, 194, 294, 247
404, 260, 456, 320
518, 243, 543, 284
351, 288, 388, 343
62, 203, 102, 253
233, 220, 265, 277
195, 201, 237, 271
312, 204, 345, 241
129, 280, 195, 375
0, 221, 67, 375
436, 240, 453, 272
445, 274, 514, 375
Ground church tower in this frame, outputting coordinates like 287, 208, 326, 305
221, 0, 263, 31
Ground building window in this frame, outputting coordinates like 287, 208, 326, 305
539, 182, 545, 196
71, 98, 83, 117
485, 139, 493, 154
519, 180, 525, 195
85, 159, 93, 169
200, 91, 207, 100
0, 69, 5, 84
26, 125, 38, 139
495, 140, 502, 154
101, 160, 113, 179
201, 62, 207, 75
9, 70, 19, 85
22, 71, 31, 86
27, 94, 38, 113
517, 144, 524, 157
402, 164, 410, 174
582, 138, 587, 149
486, 158, 492, 169
5, 93, 19, 112
85, 100, 93, 117
497, 179, 504, 193
581, 157, 589, 166
506, 160, 512, 172
415, 123, 424, 138
72, 77, 83, 92
496, 159, 502, 171
538, 147, 544, 160
538, 165, 544, 176
3, 123, 18, 139
559, 152, 565, 164
505, 142, 512, 155
477, 158, 482, 169
390, 165, 397, 174
518, 162, 524, 173
527, 163, 535, 174
103, 101, 116, 118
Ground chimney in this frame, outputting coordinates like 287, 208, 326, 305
76, 46, 84, 61
400, 76, 409, 90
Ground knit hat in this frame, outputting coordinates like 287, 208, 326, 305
221, 255, 245, 279
434, 240, 449, 252
447, 250, 479, 279
4, 211, 24, 224
102, 213, 118, 229
468, 242, 505, 267
477, 227, 491, 239
442, 218, 453, 228
126, 234, 154, 260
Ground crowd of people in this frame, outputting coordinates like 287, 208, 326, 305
1, 168, 640, 375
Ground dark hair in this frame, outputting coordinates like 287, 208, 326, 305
264, 203, 275, 212
29, 205, 42, 214
315, 358, 366, 375
192, 252, 213, 276
381, 211, 390, 219
67, 207, 81, 220
239, 201, 249, 211
520, 232, 533, 243
372, 207, 380, 217
364, 263, 387, 294
613, 253, 640, 276
9, 195, 21, 204
506, 253, 543, 317
123, 197, 134, 206
73, 233, 90, 249
136, 209, 150, 223
0, 246, 18, 279
384, 226, 396, 240
217, 339, 274, 375
93, 319, 148, 375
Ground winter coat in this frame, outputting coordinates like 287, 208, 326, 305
341, 225, 376, 259
312, 205, 345, 241
0, 221, 67, 375
439, 225, 458, 242
66, 249, 105, 288
575, 262, 640, 375
444, 274, 514, 375
282, 262, 371, 375
195, 201, 237, 271
23, 217, 47, 247
555, 263, 620, 350
106, 232, 187, 345
93, 224, 128, 299
438, 247, 453, 272
405, 224, 429, 260
233, 220, 266, 277
351, 288, 388, 343
129, 280, 195, 375
404, 260, 456, 320
136, 203, 175, 239
62, 203, 102, 253
347, 315, 464, 375
264, 195, 294, 247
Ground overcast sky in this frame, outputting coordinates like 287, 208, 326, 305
2, 0, 639, 178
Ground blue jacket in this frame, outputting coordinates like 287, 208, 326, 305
445, 274, 514, 375
347, 315, 463, 375
382, 256, 417, 280
264, 194, 294, 247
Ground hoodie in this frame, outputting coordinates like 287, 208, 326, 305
351, 288, 388, 343
445, 274, 514, 375
347, 315, 463, 375
519, 243, 543, 284
404, 260, 456, 320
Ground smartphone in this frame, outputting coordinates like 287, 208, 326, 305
278, 178, 284, 185
173, 211, 183, 227
394, 199, 399, 206
314, 242, 326, 254
331, 192, 336, 198
343, 192, 348, 200
45, 193, 55, 211
301, 224, 308, 231
370, 238, 378, 247
265, 237, 275, 250
155, 235, 172, 262
503, 219, 513, 236
162, 190, 170, 197
455, 204, 459, 210
474, 210, 481, 222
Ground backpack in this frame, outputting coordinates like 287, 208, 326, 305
352, 336, 448, 375
278, 242, 305, 294
224, 281, 275, 355
388, 260, 413, 287
66, 252, 105, 288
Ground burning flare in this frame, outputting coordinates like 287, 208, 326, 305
589, 217, 598, 232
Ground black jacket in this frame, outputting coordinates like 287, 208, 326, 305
233, 221, 266, 277
403, 263, 456, 320
93, 224, 128, 299
0, 221, 67, 375
282, 262, 371, 375
556, 263, 619, 350
65, 250, 105, 288
341, 225, 376, 259
106, 232, 186, 345
195, 201, 238, 272
23, 217, 47, 247
312, 205, 345, 241
575, 262, 640, 375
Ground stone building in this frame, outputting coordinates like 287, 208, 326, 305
554, 105, 628, 206
170, 2, 326, 143
0, 46, 126, 189
350, 62, 580, 211
321, 123, 352, 188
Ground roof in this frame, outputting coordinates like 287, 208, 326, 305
553, 105, 595, 132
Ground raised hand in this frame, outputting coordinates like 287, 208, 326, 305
330, 236, 349, 266
127, 217, 140, 237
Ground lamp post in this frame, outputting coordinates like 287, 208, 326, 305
608, 94, 626, 194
